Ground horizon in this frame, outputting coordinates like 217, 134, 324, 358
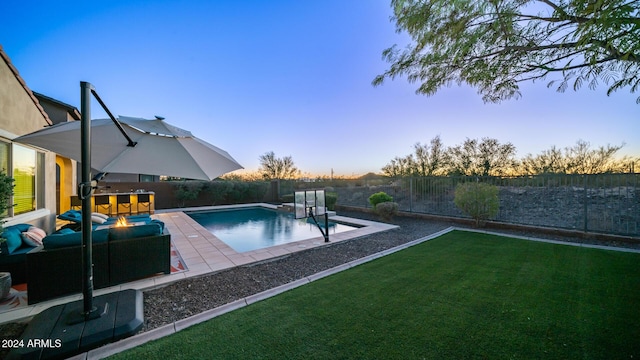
1, 1, 638, 178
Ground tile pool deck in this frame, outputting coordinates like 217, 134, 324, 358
0, 204, 398, 325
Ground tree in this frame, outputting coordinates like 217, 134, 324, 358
259, 151, 299, 180
382, 155, 413, 177
382, 136, 449, 177
520, 140, 636, 174
562, 140, 632, 174
520, 146, 566, 174
448, 138, 518, 176
412, 135, 450, 176
373, 0, 640, 103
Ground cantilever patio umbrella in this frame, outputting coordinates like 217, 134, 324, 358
16, 115, 243, 181
12, 82, 242, 350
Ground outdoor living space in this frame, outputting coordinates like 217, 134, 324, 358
0, 204, 396, 325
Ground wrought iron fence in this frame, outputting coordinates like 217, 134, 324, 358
282, 174, 640, 237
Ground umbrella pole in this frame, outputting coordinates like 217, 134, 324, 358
69, 81, 107, 323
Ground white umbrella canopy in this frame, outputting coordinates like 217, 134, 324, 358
15, 116, 243, 180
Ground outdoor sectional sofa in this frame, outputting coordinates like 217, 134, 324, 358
0, 212, 166, 288
0, 224, 40, 284
26, 221, 170, 304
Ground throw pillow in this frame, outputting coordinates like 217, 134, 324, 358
91, 214, 107, 224
21, 226, 47, 247
1, 228, 23, 254
58, 210, 82, 222
54, 228, 76, 235
6, 224, 32, 233
150, 219, 165, 232
92, 212, 109, 220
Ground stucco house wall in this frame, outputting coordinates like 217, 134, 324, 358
0, 45, 57, 232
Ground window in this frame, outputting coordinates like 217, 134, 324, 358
0, 142, 8, 218
0, 140, 45, 216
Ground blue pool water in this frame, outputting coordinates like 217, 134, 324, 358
187, 207, 359, 252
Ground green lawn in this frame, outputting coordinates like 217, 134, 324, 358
110, 231, 640, 359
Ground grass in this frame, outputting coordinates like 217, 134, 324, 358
110, 231, 640, 359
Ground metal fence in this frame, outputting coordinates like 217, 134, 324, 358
282, 174, 640, 237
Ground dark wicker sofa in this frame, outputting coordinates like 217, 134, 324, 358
0, 224, 41, 284
26, 223, 170, 304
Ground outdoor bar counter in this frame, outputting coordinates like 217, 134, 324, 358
73, 191, 155, 216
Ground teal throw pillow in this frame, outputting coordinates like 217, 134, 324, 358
1, 228, 23, 254
54, 228, 76, 235
150, 219, 165, 232
6, 224, 32, 233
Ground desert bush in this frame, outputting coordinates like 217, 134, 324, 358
203, 180, 269, 204
454, 182, 499, 226
281, 194, 294, 203
351, 192, 363, 202
368, 192, 393, 208
375, 201, 399, 221
172, 180, 269, 207
325, 192, 338, 210
175, 182, 202, 207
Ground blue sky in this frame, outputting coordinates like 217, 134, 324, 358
2, 0, 638, 177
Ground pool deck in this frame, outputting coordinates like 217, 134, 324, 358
0, 204, 397, 324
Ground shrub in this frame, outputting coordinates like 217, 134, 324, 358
368, 192, 393, 208
175, 182, 202, 207
375, 201, 399, 221
454, 182, 499, 226
200, 180, 269, 205
325, 192, 337, 211
351, 192, 363, 202
281, 194, 294, 203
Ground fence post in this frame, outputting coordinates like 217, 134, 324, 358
409, 177, 413, 212
583, 175, 588, 233
271, 180, 280, 202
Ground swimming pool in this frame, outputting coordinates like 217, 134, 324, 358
186, 207, 359, 252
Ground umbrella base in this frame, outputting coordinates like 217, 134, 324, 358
8, 289, 143, 360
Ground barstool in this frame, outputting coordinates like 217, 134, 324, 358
94, 195, 112, 215
116, 194, 132, 215
136, 193, 152, 214
70, 195, 82, 210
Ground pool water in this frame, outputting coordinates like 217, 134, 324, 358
187, 207, 359, 252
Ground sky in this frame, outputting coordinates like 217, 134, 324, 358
1, 0, 638, 177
